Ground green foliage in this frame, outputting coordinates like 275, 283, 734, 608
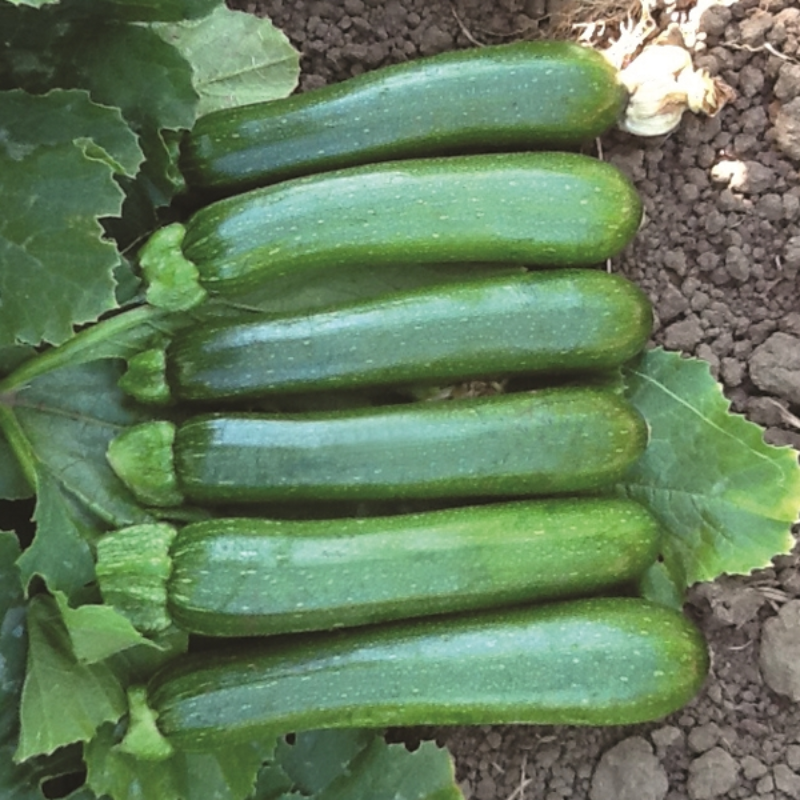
264, 730, 464, 800
16, 594, 128, 761
6, 360, 154, 599
619, 348, 800, 603
85, 723, 272, 800
153, 5, 300, 116
53, 592, 162, 664
0, 0, 299, 347
0, 90, 140, 346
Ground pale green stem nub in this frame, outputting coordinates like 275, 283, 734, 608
119, 685, 175, 761
95, 523, 178, 634
107, 420, 184, 508
119, 347, 172, 406
140, 223, 207, 312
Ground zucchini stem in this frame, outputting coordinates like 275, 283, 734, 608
119, 348, 172, 406
95, 523, 178, 634
106, 421, 183, 508
139, 223, 207, 312
119, 685, 175, 760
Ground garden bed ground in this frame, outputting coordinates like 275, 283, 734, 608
236, 1, 800, 797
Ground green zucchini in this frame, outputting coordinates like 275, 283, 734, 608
146, 596, 709, 749
106, 386, 648, 507
95, 497, 661, 637
139, 151, 642, 309
121, 270, 652, 405
180, 41, 626, 196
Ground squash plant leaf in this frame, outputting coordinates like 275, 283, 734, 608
0, 89, 142, 347
301, 734, 463, 800
62, 22, 197, 134
152, 4, 300, 117
253, 730, 463, 800
53, 592, 160, 665
1, 358, 154, 598
16, 472, 98, 602
273, 729, 375, 795
15, 594, 127, 761
619, 347, 800, 598
105, 130, 187, 252
55, 20, 197, 242
85, 722, 274, 800
0, 531, 62, 800
0, 2, 198, 251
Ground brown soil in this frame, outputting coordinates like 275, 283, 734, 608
233, 2, 800, 797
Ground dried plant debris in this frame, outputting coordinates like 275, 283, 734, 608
617, 29, 737, 136
553, 0, 737, 136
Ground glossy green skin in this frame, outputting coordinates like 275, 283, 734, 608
181, 151, 643, 295
166, 270, 652, 402
180, 41, 626, 195
172, 387, 648, 504
167, 497, 662, 637
148, 596, 709, 749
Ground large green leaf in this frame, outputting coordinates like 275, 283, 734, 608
0, 532, 72, 800
261, 731, 463, 800
52, 21, 193, 247
317, 737, 463, 800
63, 22, 197, 133
0, 88, 141, 178
0, 4, 62, 91
619, 347, 800, 597
0, 90, 142, 347
0, 305, 191, 596
53, 592, 160, 665
152, 4, 299, 117
274, 730, 374, 795
16, 595, 127, 761
0, 3, 197, 257
13, 361, 152, 528
1, 359, 153, 598
17, 472, 98, 602
85, 723, 273, 800
0, 1, 299, 266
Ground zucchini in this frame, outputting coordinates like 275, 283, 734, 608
146, 596, 709, 749
180, 41, 626, 196
106, 386, 648, 507
139, 151, 642, 309
95, 497, 662, 637
121, 270, 652, 405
